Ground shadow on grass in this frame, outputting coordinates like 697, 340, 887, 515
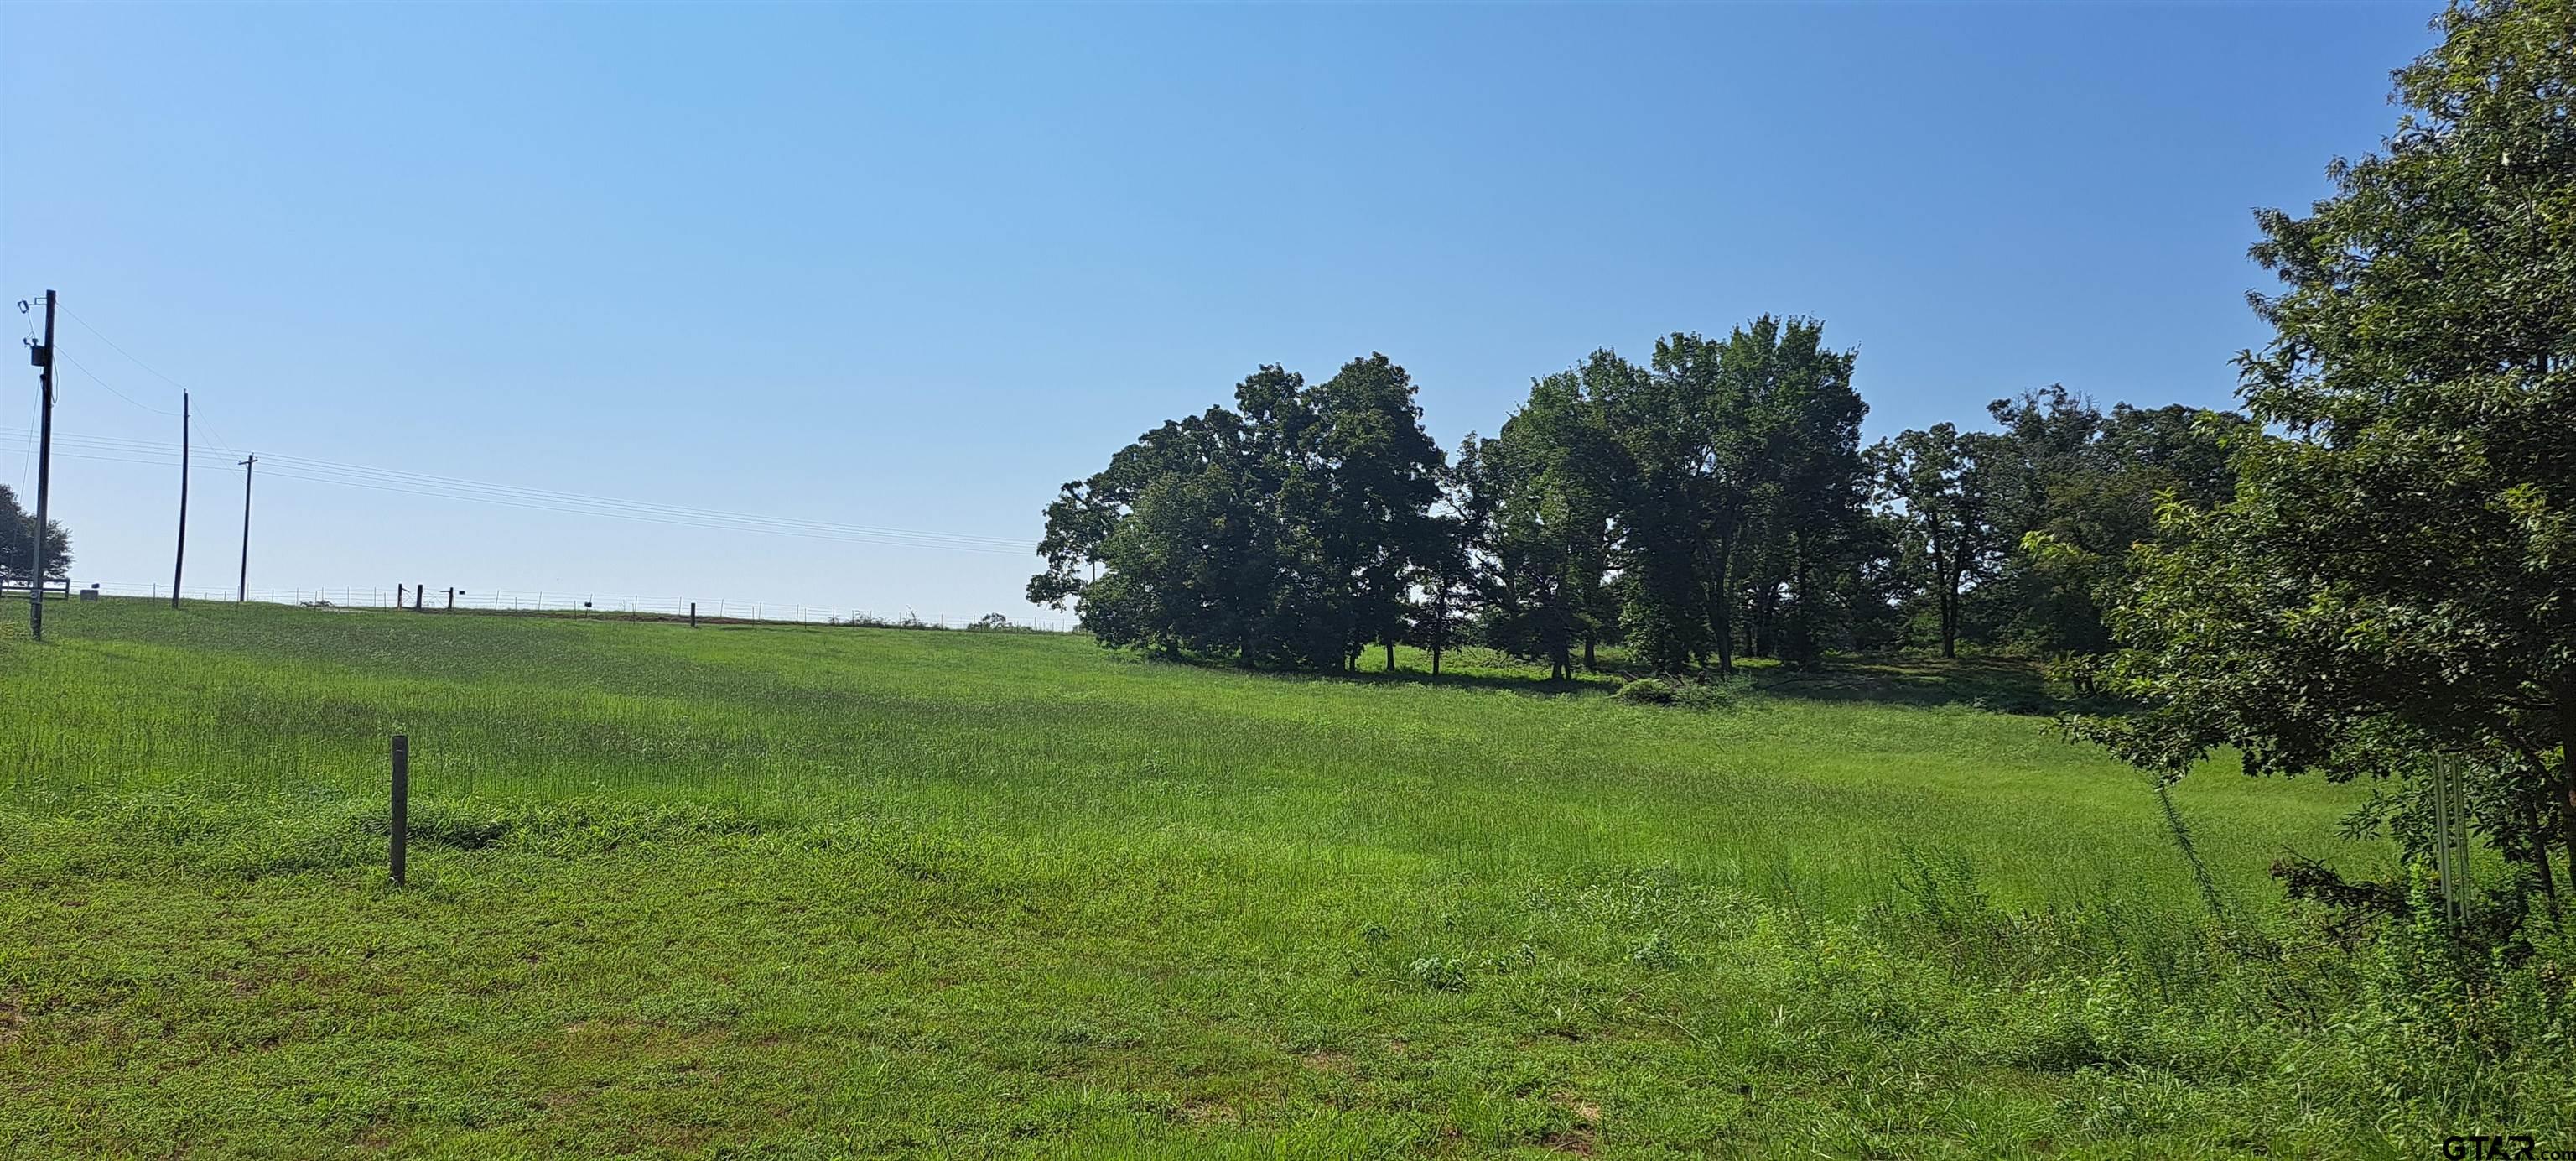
1135, 645, 2118, 714
1742, 655, 2116, 716
1148, 651, 1621, 698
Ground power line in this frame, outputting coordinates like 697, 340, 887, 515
14, 309, 1036, 559
0, 427, 1036, 557
64, 307, 200, 396
3, 427, 1029, 547
59, 307, 241, 446
60, 352, 184, 416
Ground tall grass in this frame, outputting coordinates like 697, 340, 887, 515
3, 597, 2372, 915
4, 597, 2567, 1156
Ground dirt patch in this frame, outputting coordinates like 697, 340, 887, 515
1300, 1050, 1353, 1074
1545, 1092, 1602, 1154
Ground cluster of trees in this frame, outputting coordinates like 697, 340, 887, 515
1028, 325, 2243, 679
1026, 356, 1445, 670
1031, 0, 2568, 909
1872, 388, 2246, 661
0, 482, 71, 586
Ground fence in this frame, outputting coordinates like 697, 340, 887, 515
23, 579, 1078, 632
0, 577, 73, 598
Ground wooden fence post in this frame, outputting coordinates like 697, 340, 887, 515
390, 734, 409, 886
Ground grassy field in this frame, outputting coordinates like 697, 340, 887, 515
2, 599, 2564, 1158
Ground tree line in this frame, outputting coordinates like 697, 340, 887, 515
1028, 324, 2243, 679
1032, 0, 2569, 913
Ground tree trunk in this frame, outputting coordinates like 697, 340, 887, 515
1431, 596, 1445, 677
1940, 586, 1958, 659
1385, 640, 1395, 673
2560, 670, 2575, 900
1582, 633, 1597, 672
1711, 528, 1737, 674
2533, 803, 2559, 907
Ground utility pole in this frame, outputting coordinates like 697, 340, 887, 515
236, 454, 257, 601
171, 392, 190, 607
25, 290, 55, 642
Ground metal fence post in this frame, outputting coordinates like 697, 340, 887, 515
391, 734, 409, 886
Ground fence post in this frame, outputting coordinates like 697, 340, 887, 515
689, 601, 698, 628
390, 734, 409, 886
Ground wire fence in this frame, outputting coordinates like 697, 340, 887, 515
35, 579, 1078, 632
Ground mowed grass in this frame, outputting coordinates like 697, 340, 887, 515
4, 598, 2548, 1158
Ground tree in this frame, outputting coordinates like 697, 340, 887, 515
1312, 355, 1447, 672
1869, 423, 2002, 658
1027, 357, 1446, 672
1576, 318, 1867, 674
1028, 370, 1308, 664
2075, 0, 2576, 901
0, 482, 71, 586
1477, 353, 1630, 676
1415, 433, 1505, 678
1734, 318, 1868, 669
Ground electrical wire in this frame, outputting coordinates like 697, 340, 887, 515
63, 308, 199, 396
14, 308, 1035, 558
61, 353, 184, 416
0, 427, 1036, 557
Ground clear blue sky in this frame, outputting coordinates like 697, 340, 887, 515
2, 3, 2437, 622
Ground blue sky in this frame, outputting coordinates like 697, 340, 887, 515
2, 3, 2436, 622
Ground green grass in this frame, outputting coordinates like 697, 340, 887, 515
3, 598, 2566, 1158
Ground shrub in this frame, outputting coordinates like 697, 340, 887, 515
1614, 678, 1678, 705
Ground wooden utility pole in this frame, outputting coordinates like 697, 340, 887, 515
171, 392, 189, 607
25, 290, 55, 640
236, 454, 257, 601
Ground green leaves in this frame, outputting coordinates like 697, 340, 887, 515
1028, 358, 1446, 669
2080, 0, 2576, 898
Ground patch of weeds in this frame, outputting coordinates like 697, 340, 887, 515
340, 799, 510, 849
1676, 677, 1746, 711
1613, 678, 1678, 705
503, 797, 763, 856
1627, 929, 1680, 971
1488, 942, 1540, 973
1407, 955, 1469, 992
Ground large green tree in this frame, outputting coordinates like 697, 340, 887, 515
1976, 391, 2249, 654
1734, 318, 1869, 669
1602, 318, 1865, 674
1869, 423, 2002, 659
1476, 352, 1631, 675
1312, 354, 1449, 672
2076, 0, 2576, 898
1028, 358, 1447, 672
0, 482, 71, 586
